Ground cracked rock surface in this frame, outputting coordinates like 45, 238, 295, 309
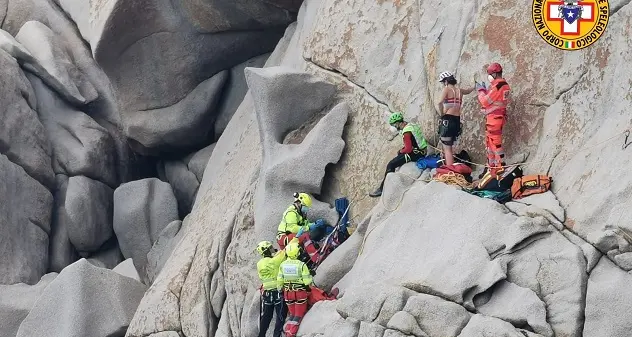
126, 0, 632, 336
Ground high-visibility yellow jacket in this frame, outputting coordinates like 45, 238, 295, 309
277, 258, 312, 290
277, 205, 309, 237
257, 250, 286, 291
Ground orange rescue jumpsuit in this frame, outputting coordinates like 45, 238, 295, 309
477, 78, 510, 176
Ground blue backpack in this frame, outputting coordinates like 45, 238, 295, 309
416, 154, 442, 170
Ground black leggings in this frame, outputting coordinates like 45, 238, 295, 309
379, 151, 425, 189
259, 290, 287, 337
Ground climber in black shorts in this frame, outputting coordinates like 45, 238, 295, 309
436, 71, 474, 166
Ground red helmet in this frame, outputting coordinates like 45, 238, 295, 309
487, 63, 503, 75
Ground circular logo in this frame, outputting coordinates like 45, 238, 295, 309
532, 0, 609, 51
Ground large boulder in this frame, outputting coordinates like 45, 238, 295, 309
16, 259, 146, 337
125, 70, 228, 154
0, 154, 53, 285
157, 159, 201, 217
65, 176, 114, 252
26, 73, 118, 187
0, 48, 54, 188
15, 21, 97, 105
113, 178, 180, 279
245, 66, 344, 240
0, 273, 57, 337
57, 0, 292, 153
2, 0, 132, 184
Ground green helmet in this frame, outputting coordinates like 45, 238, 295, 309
389, 112, 404, 125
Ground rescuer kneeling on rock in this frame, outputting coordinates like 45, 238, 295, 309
277, 238, 313, 337
256, 241, 287, 337
277, 192, 322, 266
370, 112, 428, 197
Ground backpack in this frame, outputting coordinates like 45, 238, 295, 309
436, 163, 473, 177
417, 154, 442, 170
468, 189, 512, 204
511, 175, 552, 199
454, 150, 472, 168
476, 165, 523, 192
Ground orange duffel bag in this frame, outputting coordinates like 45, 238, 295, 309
511, 175, 552, 199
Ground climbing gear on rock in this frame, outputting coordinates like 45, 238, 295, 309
256, 241, 273, 256
436, 163, 473, 177
307, 286, 337, 306
467, 189, 512, 204
416, 154, 442, 170
438, 71, 454, 82
433, 171, 472, 189
389, 112, 404, 125
294, 192, 312, 208
487, 62, 503, 74
476, 165, 523, 191
510, 175, 552, 199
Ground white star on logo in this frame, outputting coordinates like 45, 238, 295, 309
567, 12, 575, 17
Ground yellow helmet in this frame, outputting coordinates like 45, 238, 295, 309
285, 238, 301, 259
256, 241, 273, 256
293, 192, 313, 208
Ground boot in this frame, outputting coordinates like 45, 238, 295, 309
369, 187, 382, 197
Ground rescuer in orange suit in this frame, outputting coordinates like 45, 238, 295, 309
476, 62, 511, 179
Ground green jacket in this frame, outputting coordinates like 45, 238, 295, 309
401, 123, 428, 153
257, 250, 286, 290
277, 258, 312, 290
277, 205, 309, 237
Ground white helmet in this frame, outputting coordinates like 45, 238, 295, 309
438, 71, 454, 82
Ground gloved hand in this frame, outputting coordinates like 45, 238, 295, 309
296, 226, 306, 237
475, 81, 487, 92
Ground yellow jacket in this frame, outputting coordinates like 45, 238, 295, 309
277, 258, 312, 290
257, 250, 286, 290
277, 205, 309, 237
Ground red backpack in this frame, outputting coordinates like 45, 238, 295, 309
436, 163, 473, 177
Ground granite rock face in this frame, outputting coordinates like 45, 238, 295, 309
0, 48, 54, 189
113, 178, 180, 280
245, 66, 344, 241
16, 20, 98, 105
65, 176, 114, 253
0, 273, 57, 337
0, 154, 53, 285
16, 259, 146, 337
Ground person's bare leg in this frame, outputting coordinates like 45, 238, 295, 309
443, 143, 454, 166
